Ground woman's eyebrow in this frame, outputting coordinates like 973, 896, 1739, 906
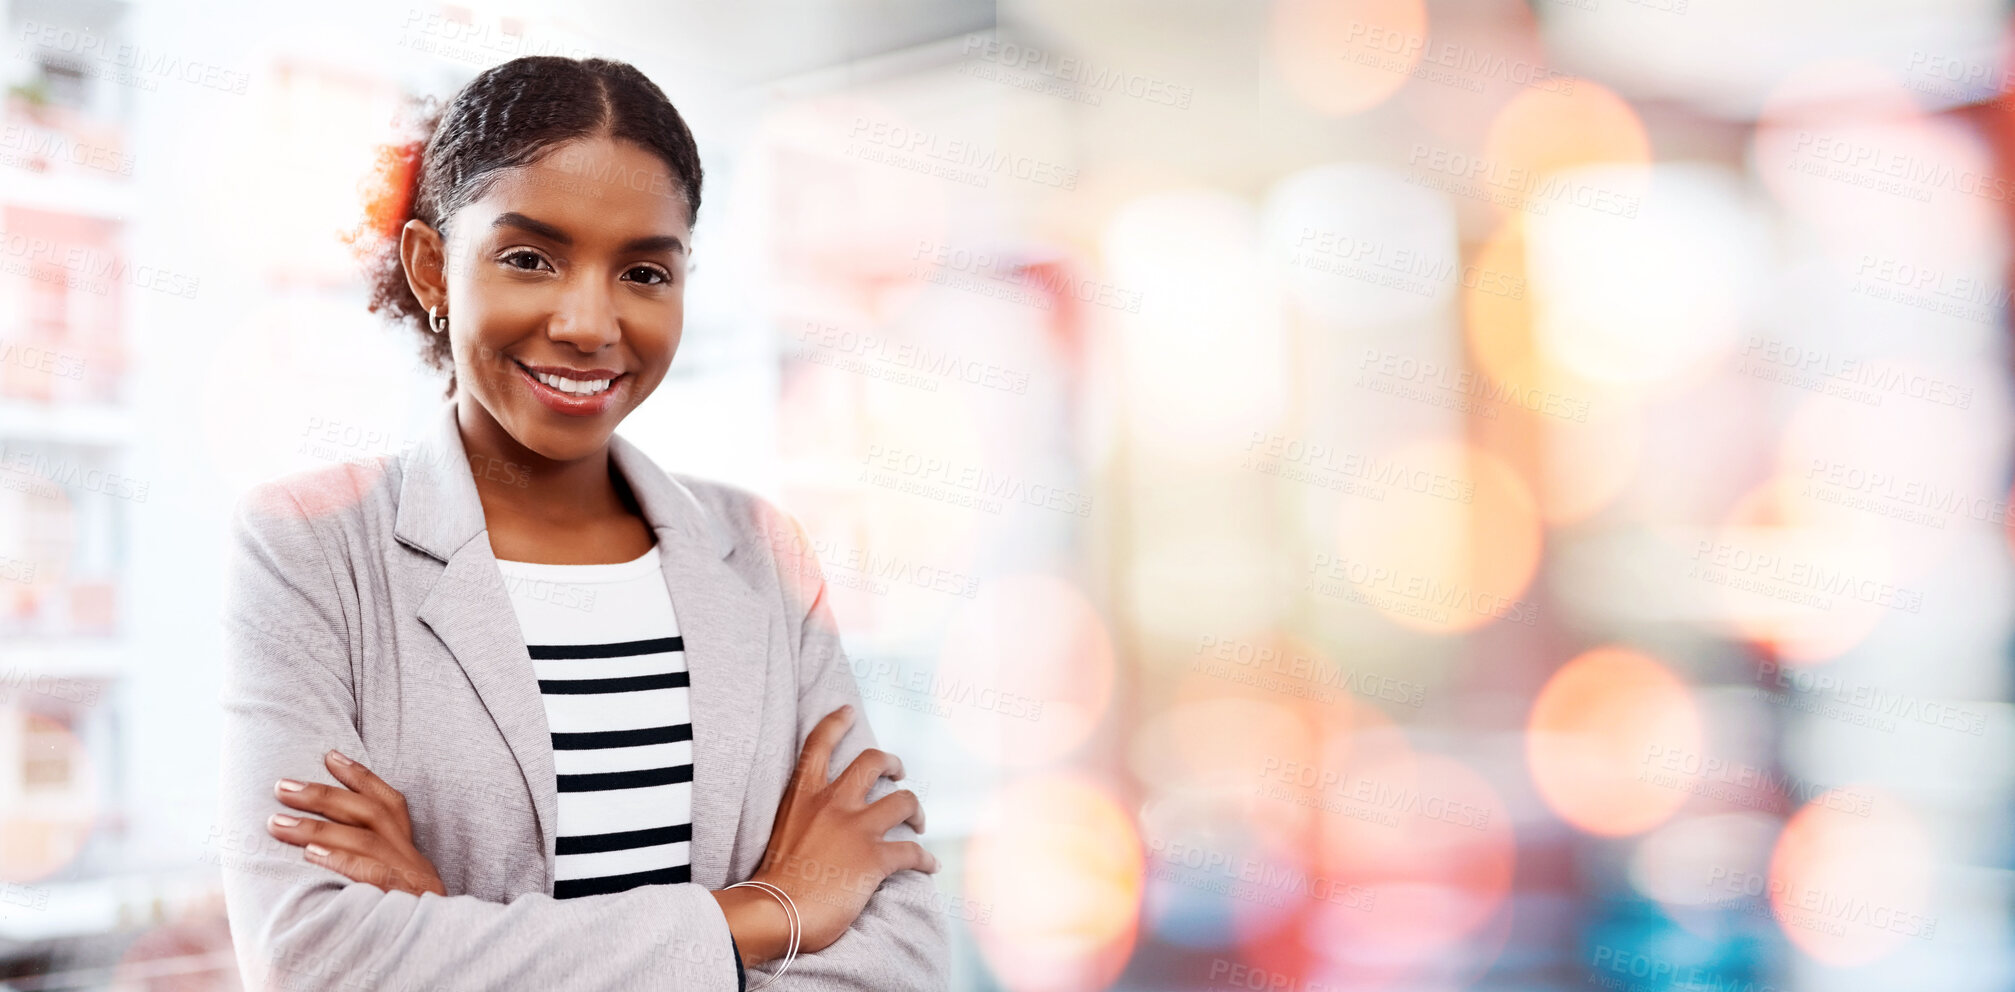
492, 211, 687, 255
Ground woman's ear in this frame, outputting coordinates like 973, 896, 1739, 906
399, 218, 448, 312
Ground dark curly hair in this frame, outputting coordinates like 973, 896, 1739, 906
346, 56, 704, 398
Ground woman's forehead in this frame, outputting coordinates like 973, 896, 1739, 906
472, 137, 692, 237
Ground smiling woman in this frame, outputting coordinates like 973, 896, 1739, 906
396, 127, 692, 563
217, 56, 947, 992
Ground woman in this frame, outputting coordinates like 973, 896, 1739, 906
217, 56, 946, 991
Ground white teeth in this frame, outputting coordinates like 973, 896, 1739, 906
530, 370, 613, 395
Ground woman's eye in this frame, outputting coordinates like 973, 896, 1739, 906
627, 265, 671, 286
500, 249, 550, 271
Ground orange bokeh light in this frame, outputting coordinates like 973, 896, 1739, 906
1154, 668, 1400, 859
1528, 646, 1703, 836
1476, 81, 1650, 223
1330, 440, 1542, 635
1138, 696, 1319, 793
1463, 218, 1534, 382
1462, 219, 1642, 526
966, 775, 1144, 992
1270, 0, 1428, 117
1769, 787, 1934, 966
1483, 82, 1651, 185
1717, 477, 1902, 665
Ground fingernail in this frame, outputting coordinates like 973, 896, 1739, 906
269, 813, 299, 828
276, 779, 305, 793
327, 750, 354, 766
306, 843, 330, 857
841, 704, 854, 717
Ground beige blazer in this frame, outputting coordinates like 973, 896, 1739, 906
215, 399, 948, 990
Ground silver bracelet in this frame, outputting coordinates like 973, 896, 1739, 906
725, 880, 800, 990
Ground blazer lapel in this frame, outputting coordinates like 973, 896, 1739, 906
414, 541, 561, 882
394, 401, 772, 894
397, 402, 561, 884
610, 435, 770, 889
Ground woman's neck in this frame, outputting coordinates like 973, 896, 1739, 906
452, 399, 655, 567
455, 400, 627, 523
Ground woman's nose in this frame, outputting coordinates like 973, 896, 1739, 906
545, 285, 621, 350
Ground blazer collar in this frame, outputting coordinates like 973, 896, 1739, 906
393, 399, 735, 563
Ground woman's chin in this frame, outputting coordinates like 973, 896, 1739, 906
511, 427, 616, 466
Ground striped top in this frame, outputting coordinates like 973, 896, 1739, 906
492, 544, 694, 900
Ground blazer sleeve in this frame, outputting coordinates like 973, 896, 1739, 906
216, 481, 745, 992
755, 506, 952, 991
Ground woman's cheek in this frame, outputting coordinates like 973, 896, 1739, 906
456, 340, 515, 398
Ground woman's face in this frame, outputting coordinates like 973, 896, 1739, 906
416, 135, 691, 463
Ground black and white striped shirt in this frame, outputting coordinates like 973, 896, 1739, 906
493, 545, 694, 900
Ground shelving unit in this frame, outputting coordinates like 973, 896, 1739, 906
0, 0, 141, 961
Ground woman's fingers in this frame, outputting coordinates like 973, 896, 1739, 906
879, 840, 941, 875
275, 816, 441, 896
274, 777, 390, 832
301, 843, 430, 894
266, 812, 398, 864
324, 750, 411, 828
835, 747, 903, 802
264, 752, 449, 900
794, 705, 856, 790
298, 841, 376, 884
863, 787, 925, 835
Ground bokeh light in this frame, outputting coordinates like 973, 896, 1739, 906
1333, 439, 1543, 635
1526, 165, 1770, 391
966, 775, 1144, 992
1263, 163, 1461, 326
1529, 646, 1704, 836
1103, 189, 1289, 464
1716, 477, 1911, 664
1270, 0, 1429, 117
1483, 82, 1651, 197
1768, 787, 1934, 966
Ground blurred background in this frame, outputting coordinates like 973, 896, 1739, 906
2, 0, 2013, 989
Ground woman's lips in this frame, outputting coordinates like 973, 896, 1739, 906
512, 359, 626, 417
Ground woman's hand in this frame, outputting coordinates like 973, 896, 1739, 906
720, 705, 939, 961
266, 749, 447, 898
